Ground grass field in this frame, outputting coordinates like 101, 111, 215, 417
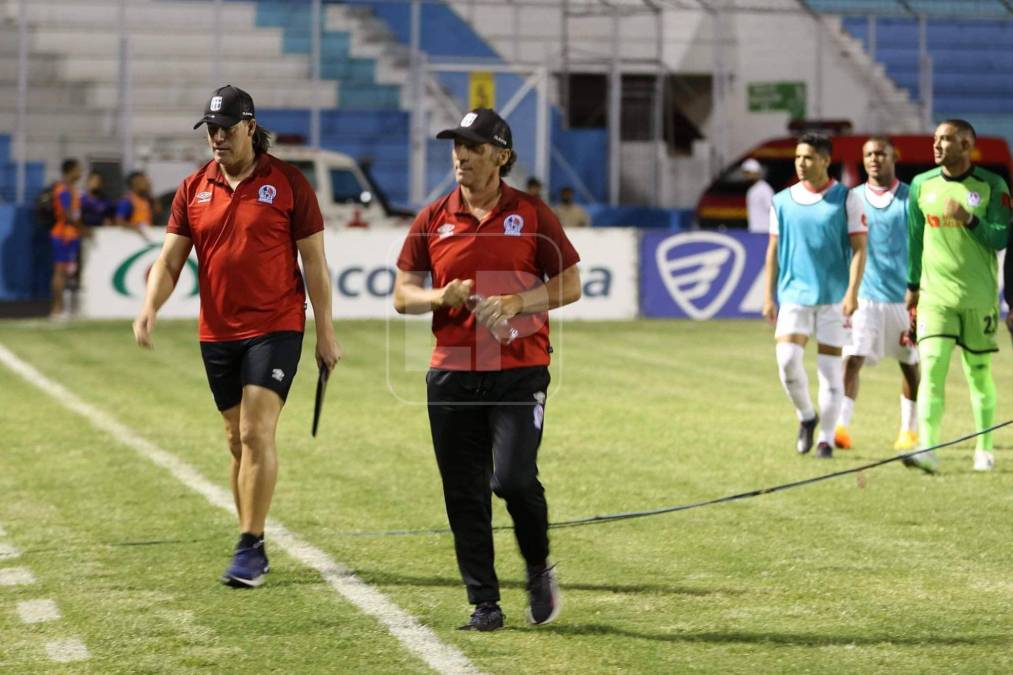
1, 318, 1011, 674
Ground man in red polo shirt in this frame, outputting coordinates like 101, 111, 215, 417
394, 108, 582, 631
132, 85, 342, 588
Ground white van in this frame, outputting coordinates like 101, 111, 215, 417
271, 145, 413, 229
152, 146, 413, 229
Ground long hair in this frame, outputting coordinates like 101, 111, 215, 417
500, 149, 518, 178
253, 123, 272, 154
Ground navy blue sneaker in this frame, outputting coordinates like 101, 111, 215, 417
526, 563, 561, 625
457, 602, 504, 631
221, 535, 269, 588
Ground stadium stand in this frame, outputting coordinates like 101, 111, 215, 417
806, 1, 1013, 147
0, 0, 605, 208
323, 0, 608, 204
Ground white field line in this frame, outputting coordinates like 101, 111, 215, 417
0, 567, 36, 586
44, 638, 90, 663
0, 343, 481, 675
0, 541, 21, 560
17, 599, 62, 624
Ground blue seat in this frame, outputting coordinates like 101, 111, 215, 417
909, 0, 1010, 18
834, 10, 1013, 147
811, 1, 906, 14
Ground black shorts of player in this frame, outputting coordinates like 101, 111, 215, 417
200, 331, 304, 411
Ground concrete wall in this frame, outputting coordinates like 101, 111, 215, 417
447, 3, 921, 208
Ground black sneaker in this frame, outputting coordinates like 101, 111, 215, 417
221, 535, 270, 588
458, 602, 504, 631
815, 441, 833, 459
796, 415, 819, 454
526, 563, 561, 625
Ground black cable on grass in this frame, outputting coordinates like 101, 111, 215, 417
329, 419, 1013, 538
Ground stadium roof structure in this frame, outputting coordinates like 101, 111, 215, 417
805, 0, 1013, 17
421, 1, 1013, 18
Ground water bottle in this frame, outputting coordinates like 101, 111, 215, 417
465, 294, 519, 345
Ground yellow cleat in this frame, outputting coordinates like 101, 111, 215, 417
834, 425, 852, 449
893, 430, 919, 451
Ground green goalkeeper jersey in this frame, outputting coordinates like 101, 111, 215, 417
908, 165, 1010, 309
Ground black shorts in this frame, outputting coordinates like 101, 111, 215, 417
200, 331, 304, 411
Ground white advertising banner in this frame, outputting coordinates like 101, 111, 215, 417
80, 227, 639, 321
82, 229, 200, 319
554, 228, 638, 320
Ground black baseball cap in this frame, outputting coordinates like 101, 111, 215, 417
436, 108, 512, 149
193, 85, 255, 130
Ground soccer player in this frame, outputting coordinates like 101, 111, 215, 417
834, 137, 920, 451
394, 108, 581, 631
904, 119, 1010, 474
49, 158, 84, 320
1006, 228, 1012, 346
763, 133, 867, 459
133, 85, 342, 585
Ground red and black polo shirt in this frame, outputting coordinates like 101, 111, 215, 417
167, 153, 324, 342
397, 182, 580, 371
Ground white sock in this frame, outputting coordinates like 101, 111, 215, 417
900, 395, 917, 432
816, 353, 844, 445
839, 396, 855, 428
776, 342, 814, 421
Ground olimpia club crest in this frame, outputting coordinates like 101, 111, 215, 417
112, 244, 199, 298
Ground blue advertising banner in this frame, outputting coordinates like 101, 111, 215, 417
641, 230, 770, 319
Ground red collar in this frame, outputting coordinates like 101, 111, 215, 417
207, 153, 271, 186
446, 181, 519, 217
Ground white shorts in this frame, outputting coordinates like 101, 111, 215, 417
775, 303, 847, 347
843, 299, 919, 366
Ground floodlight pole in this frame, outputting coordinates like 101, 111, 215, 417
709, 2, 728, 179
409, 0, 425, 207
310, 0, 322, 149
608, 5, 621, 206
14, 0, 28, 205
560, 0, 569, 130
212, 0, 222, 86
118, 0, 134, 172
813, 14, 823, 119
653, 5, 665, 207
536, 67, 550, 194
918, 15, 933, 131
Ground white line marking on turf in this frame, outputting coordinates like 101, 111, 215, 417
0, 343, 481, 675
17, 599, 62, 624
0, 567, 36, 586
0, 542, 21, 560
44, 638, 90, 663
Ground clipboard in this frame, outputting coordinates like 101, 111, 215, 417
312, 362, 330, 437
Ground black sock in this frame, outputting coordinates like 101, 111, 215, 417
239, 532, 263, 549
